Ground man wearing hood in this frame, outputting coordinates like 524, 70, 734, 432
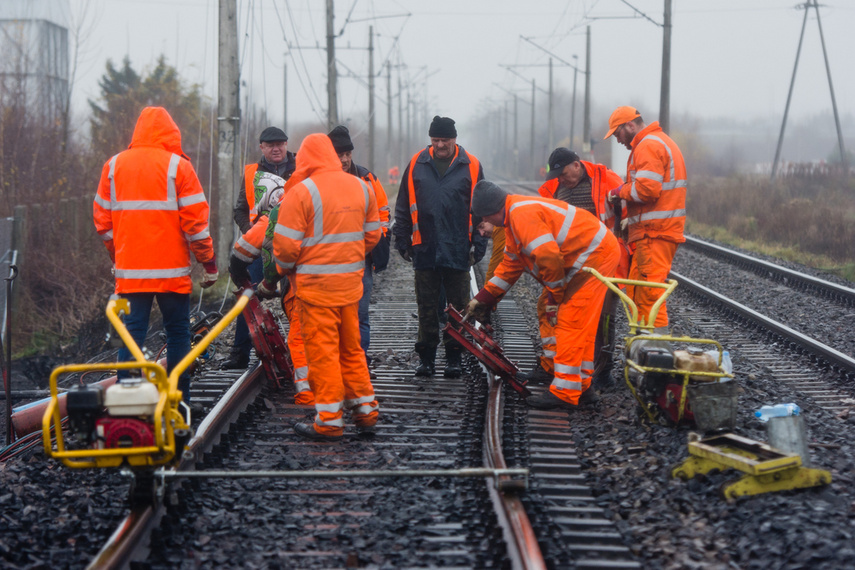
93, 106, 218, 404
266, 134, 382, 441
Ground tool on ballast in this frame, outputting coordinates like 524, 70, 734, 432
444, 306, 530, 396
584, 267, 736, 429
672, 432, 831, 500
42, 291, 251, 479
234, 284, 292, 388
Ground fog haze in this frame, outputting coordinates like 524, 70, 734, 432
63, 0, 855, 165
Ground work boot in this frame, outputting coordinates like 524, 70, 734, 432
414, 346, 436, 377
526, 390, 577, 411
220, 351, 249, 370
578, 388, 600, 406
443, 347, 463, 378
293, 422, 343, 442
516, 366, 553, 384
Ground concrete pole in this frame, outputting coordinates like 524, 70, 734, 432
570, 55, 578, 149
583, 26, 591, 152
216, 0, 241, 268
283, 60, 288, 135
397, 67, 403, 168
772, 5, 809, 181
659, 0, 672, 133
386, 62, 392, 175
547, 58, 554, 150
325, 0, 338, 129
812, 0, 847, 173
530, 79, 536, 177
368, 26, 375, 173
513, 94, 519, 178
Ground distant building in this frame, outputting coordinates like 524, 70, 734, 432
0, 0, 70, 125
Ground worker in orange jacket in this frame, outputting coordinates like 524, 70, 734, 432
517, 148, 629, 389
327, 125, 391, 356
268, 133, 382, 441
229, 176, 314, 406
465, 181, 620, 410
93, 106, 218, 404
604, 107, 686, 330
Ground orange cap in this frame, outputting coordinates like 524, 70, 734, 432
603, 106, 641, 139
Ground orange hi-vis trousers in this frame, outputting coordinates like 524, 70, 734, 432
627, 237, 678, 329
549, 250, 620, 406
299, 300, 379, 437
282, 289, 313, 405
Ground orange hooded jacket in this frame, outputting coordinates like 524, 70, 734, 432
271, 134, 381, 307
93, 107, 213, 294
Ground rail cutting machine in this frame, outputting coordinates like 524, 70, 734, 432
583, 268, 735, 428
41, 291, 251, 470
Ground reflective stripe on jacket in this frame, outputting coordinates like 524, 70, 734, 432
93, 106, 213, 295
271, 134, 381, 306
354, 165, 390, 236
244, 164, 260, 224
484, 195, 619, 304
617, 121, 687, 244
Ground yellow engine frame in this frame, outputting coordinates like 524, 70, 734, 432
42, 291, 251, 468
583, 267, 734, 423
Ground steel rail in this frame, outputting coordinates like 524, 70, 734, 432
672, 270, 855, 375
683, 235, 855, 305
87, 364, 266, 569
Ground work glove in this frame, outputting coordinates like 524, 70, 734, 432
608, 186, 622, 203
200, 261, 219, 289
621, 217, 629, 231
256, 279, 279, 300
465, 298, 489, 323
545, 293, 559, 326
398, 246, 413, 263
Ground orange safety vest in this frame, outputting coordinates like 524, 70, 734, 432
405, 146, 480, 246
618, 121, 687, 244
244, 164, 260, 224
94, 107, 213, 295
484, 195, 619, 304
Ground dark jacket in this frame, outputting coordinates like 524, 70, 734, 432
393, 145, 487, 271
233, 151, 296, 233
351, 163, 391, 272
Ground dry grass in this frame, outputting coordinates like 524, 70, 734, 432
687, 175, 855, 281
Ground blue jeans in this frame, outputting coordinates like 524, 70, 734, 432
117, 292, 192, 401
232, 257, 264, 357
358, 261, 373, 353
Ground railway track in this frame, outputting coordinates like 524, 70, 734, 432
83, 257, 640, 569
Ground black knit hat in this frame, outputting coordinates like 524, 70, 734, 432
327, 125, 354, 153
545, 147, 580, 180
471, 180, 508, 217
428, 116, 457, 138
259, 126, 288, 143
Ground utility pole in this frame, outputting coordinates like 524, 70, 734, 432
386, 62, 392, 176
513, 94, 519, 177
397, 66, 403, 167
548, 58, 554, 150
570, 54, 578, 149
659, 0, 672, 133
325, 0, 338, 129
813, 0, 847, 174
216, 0, 240, 267
283, 59, 288, 135
531, 79, 536, 176
583, 26, 591, 152
772, 5, 808, 181
368, 26, 375, 172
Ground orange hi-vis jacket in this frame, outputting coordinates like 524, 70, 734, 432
478, 195, 619, 306
537, 160, 624, 230
243, 163, 261, 224
94, 107, 214, 295
353, 165, 390, 237
271, 134, 382, 307
616, 121, 687, 244
405, 145, 480, 246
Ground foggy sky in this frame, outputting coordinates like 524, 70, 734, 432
65, 0, 855, 159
